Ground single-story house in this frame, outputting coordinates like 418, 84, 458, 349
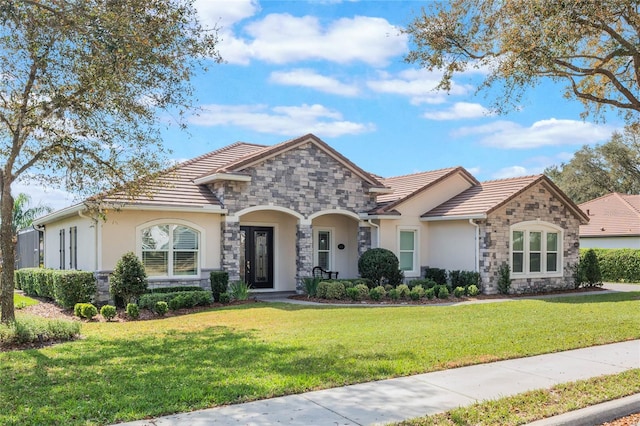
33, 134, 588, 301
578, 193, 640, 249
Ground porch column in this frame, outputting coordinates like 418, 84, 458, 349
221, 216, 240, 282
296, 220, 313, 292
358, 223, 371, 257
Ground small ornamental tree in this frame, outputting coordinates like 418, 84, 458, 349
581, 249, 603, 287
109, 252, 148, 306
358, 248, 403, 286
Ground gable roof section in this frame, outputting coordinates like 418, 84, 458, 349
422, 175, 589, 223
370, 167, 479, 215
195, 133, 388, 189
578, 193, 640, 237
98, 142, 267, 208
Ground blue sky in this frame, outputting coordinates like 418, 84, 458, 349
22, 0, 623, 211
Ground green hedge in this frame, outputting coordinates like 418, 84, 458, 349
581, 248, 640, 283
146, 286, 204, 294
138, 290, 213, 310
16, 268, 97, 308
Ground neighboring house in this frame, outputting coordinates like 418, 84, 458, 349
33, 134, 588, 301
578, 193, 640, 249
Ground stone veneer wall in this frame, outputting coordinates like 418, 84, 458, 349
478, 183, 582, 294
213, 142, 378, 216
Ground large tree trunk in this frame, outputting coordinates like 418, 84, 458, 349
0, 179, 15, 323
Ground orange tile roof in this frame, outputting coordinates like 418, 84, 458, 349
579, 193, 640, 237
422, 175, 573, 219
99, 142, 266, 208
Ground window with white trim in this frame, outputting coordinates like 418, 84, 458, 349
510, 222, 562, 277
141, 224, 200, 277
398, 228, 419, 276
314, 229, 332, 270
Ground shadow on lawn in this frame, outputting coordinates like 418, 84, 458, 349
0, 325, 395, 426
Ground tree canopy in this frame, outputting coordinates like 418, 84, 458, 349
0, 0, 220, 322
545, 124, 640, 203
404, 0, 640, 122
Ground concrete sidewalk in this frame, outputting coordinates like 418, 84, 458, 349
117, 339, 640, 426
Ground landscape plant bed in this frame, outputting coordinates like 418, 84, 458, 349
290, 286, 606, 305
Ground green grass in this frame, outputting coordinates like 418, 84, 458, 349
13, 293, 39, 309
398, 369, 640, 425
0, 292, 638, 425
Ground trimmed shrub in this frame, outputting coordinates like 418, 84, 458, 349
53, 271, 97, 309
467, 284, 480, 297
409, 288, 421, 300
210, 271, 229, 302
437, 285, 450, 299
325, 281, 346, 300
16, 268, 53, 299
424, 267, 447, 285
449, 270, 480, 290
154, 301, 169, 316
425, 287, 435, 299
369, 286, 384, 301
316, 281, 330, 299
125, 303, 140, 319
139, 291, 213, 310
497, 262, 511, 295
453, 286, 465, 298
396, 284, 410, 299
109, 252, 148, 307
355, 283, 370, 300
358, 248, 403, 286
100, 305, 117, 321
388, 288, 399, 301
73, 303, 98, 320
218, 292, 230, 304
580, 249, 603, 287
346, 287, 360, 301
229, 281, 250, 301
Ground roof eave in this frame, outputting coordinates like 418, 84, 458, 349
421, 213, 487, 222
193, 173, 252, 185
33, 204, 85, 226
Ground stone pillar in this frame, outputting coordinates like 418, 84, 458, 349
296, 221, 313, 293
358, 223, 371, 257
221, 216, 241, 282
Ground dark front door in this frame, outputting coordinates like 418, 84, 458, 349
240, 226, 274, 289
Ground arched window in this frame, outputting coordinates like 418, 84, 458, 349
141, 224, 200, 277
510, 221, 562, 277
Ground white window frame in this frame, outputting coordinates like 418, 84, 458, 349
314, 227, 334, 270
397, 226, 419, 277
136, 219, 204, 279
509, 221, 563, 278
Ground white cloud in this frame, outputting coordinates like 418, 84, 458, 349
189, 103, 375, 137
12, 181, 77, 212
423, 102, 494, 121
214, 12, 406, 65
367, 69, 473, 105
454, 118, 615, 149
492, 166, 541, 179
195, 0, 260, 29
269, 69, 359, 96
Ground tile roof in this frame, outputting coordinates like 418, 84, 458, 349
422, 175, 578, 219
99, 142, 266, 208
372, 167, 478, 214
578, 193, 640, 237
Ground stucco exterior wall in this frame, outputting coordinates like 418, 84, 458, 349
43, 215, 96, 271
427, 220, 476, 272
312, 213, 360, 278
479, 183, 582, 294
580, 236, 640, 249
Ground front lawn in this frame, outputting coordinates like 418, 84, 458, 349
0, 292, 638, 425
13, 293, 39, 309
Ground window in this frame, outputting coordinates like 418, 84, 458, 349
59, 228, 65, 270
315, 229, 332, 270
141, 224, 199, 277
510, 222, 561, 277
69, 226, 78, 270
398, 228, 418, 276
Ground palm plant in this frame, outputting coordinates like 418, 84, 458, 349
11, 193, 52, 234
